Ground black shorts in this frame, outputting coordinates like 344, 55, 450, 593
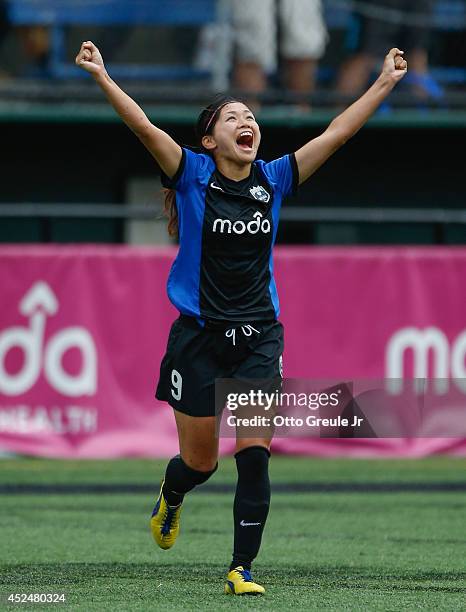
351, 0, 433, 56
155, 315, 284, 417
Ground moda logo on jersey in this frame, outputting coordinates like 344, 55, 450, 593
212, 211, 271, 235
249, 185, 270, 203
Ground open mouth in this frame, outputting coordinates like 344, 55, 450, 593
236, 130, 254, 150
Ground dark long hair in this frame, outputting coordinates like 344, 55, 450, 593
163, 94, 245, 239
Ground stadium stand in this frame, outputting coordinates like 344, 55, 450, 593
5, 0, 466, 86
7, 0, 229, 83
0, 1, 465, 245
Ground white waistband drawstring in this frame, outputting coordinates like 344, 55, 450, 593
225, 324, 260, 346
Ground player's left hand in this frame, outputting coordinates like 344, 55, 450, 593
75, 40, 106, 77
381, 48, 408, 84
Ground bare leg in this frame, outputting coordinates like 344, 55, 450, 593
234, 61, 267, 93
408, 48, 428, 74
173, 410, 219, 471
285, 58, 317, 92
235, 436, 271, 454
284, 58, 318, 108
336, 53, 375, 97
407, 48, 430, 99
233, 61, 267, 110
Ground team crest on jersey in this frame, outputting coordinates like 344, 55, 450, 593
249, 185, 270, 203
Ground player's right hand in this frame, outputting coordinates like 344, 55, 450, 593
75, 41, 105, 76
381, 47, 408, 84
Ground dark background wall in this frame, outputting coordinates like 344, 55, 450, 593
1, 119, 464, 244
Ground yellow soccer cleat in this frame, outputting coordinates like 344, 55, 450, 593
150, 481, 182, 550
224, 566, 265, 595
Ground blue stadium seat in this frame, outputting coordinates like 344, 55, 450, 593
7, 0, 220, 79
323, 0, 466, 31
8, 0, 217, 25
6, 0, 466, 84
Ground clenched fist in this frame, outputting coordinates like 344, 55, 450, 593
75, 41, 105, 76
381, 47, 408, 84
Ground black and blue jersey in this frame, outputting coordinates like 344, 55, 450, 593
162, 148, 298, 324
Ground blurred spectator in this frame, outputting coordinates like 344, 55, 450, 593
16, 25, 50, 76
0, 0, 8, 77
0, 0, 50, 79
337, 0, 440, 100
231, 0, 328, 102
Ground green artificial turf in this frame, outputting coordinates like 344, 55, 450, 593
0, 457, 465, 610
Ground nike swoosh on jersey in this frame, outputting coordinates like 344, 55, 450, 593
210, 182, 225, 192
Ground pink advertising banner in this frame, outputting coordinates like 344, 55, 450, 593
0, 245, 465, 458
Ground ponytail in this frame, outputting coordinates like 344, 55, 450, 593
163, 188, 178, 238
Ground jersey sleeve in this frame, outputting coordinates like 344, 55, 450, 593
262, 153, 299, 197
161, 147, 214, 192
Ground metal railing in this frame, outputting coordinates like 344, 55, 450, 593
1, 203, 466, 224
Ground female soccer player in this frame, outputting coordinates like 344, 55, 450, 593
76, 41, 407, 595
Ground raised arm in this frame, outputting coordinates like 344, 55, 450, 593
75, 41, 181, 178
295, 48, 408, 185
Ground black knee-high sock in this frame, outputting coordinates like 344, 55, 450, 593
162, 454, 217, 506
231, 446, 271, 571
